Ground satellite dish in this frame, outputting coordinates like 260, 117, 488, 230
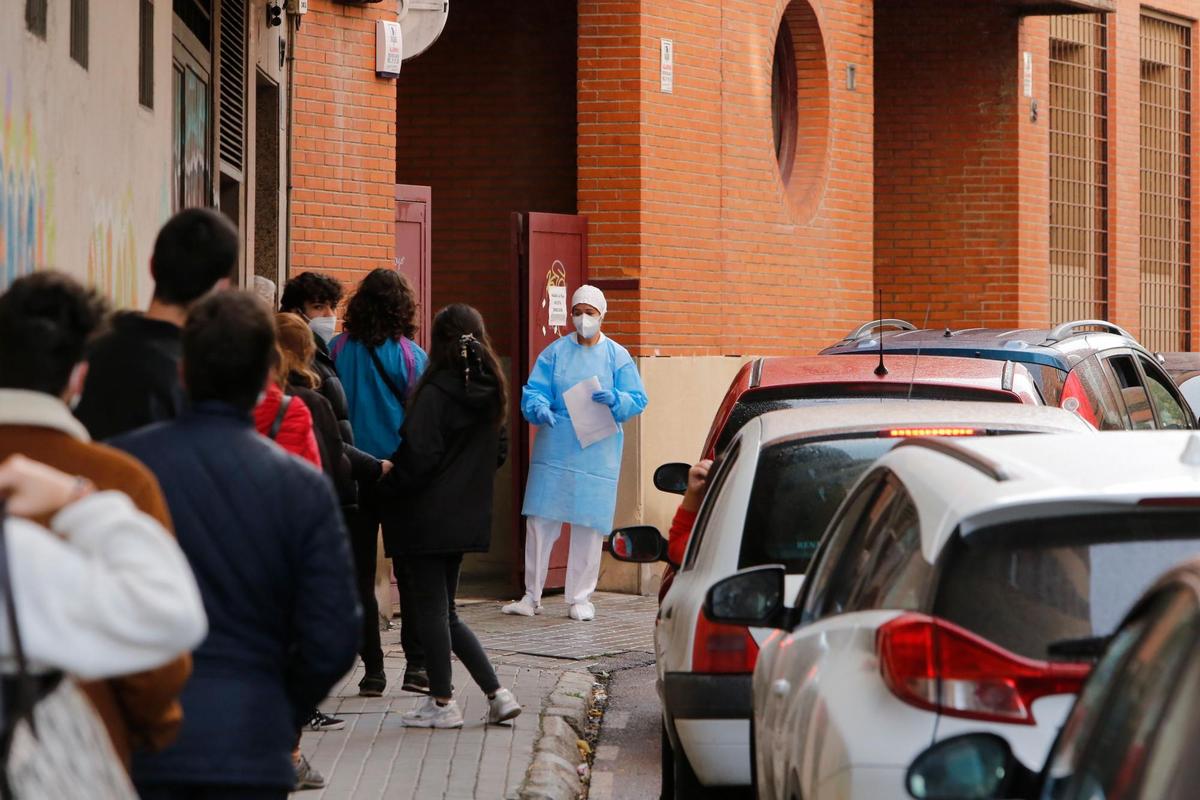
398, 0, 449, 61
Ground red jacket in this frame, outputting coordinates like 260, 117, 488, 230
667, 506, 699, 568
254, 383, 321, 469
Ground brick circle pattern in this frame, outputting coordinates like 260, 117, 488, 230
773, 0, 831, 225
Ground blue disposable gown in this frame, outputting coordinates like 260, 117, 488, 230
521, 334, 648, 533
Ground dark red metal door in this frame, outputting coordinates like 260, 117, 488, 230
395, 185, 432, 348
512, 212, 589, 591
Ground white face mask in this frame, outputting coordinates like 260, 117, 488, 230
308, 315, 338, 344
573, 313, 601, 340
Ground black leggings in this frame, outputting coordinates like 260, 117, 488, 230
346, 490, 422, 675
397, 554, 500, 699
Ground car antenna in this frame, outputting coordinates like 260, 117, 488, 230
907, 304, 933, 401
874, 289, 888, 376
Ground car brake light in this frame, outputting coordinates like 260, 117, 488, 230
877, 614, 1089, 725
1137, 497, 1200, 507
883, 428, 979, 438
692, 611, 759, 674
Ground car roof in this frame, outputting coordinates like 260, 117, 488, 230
750, 400, 1093, 446
876, 431, 1200, 560
820, 325, 1144, 370
755, 353, 1030, 388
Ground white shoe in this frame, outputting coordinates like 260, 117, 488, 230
568, 603, 595, 622
487, 688, 522, 724
501, 598, 541, 617
400, 696, 464, 728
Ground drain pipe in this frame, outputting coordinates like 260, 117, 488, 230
283, 15, 297, 284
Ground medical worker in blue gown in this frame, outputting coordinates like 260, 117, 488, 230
502, 285, 648, 621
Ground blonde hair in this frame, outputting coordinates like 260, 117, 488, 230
274, 312, 321, 389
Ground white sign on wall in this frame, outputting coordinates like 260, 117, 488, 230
376, 21, 403, 79
661, 39, 674, 94
1023, 51, 1033, 98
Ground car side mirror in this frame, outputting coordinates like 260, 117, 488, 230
703, 565, 787, 628
608, 526, 668, 564
653, 462, 690, 495
906, 734, 1034, 800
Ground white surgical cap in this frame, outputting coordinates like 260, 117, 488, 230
572, 285, 607, 317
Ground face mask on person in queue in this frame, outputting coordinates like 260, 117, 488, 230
573, 311, 601, 340
308, 315, 338, 344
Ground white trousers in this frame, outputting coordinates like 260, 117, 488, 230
524, 516, 604, 607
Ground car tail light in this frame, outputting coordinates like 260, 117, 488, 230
883, 428, 979, 438
692, 611, 759, 674
877, 614, 1089, 725
1137, 497, 1200, 507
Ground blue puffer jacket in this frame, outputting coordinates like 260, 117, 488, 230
111, 403, 361, 790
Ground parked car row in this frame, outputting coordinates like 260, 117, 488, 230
612, 319, 1200, 800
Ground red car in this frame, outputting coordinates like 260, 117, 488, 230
653, 353, 1048, 601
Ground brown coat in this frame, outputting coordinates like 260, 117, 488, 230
0, 401, 192, 768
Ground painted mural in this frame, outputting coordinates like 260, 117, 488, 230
87, 192, 139, 309
1, 77, 55, 288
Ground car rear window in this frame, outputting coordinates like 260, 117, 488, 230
936, 512, 1200, 661
738, 437, 898, 573
713, 384, 1018, 454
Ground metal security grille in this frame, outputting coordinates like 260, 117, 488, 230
25, 0, 47, 38
71, 0, 89, 68
1139, 13, 1192, 352
1049, 14, 1109, 323
139, 0, 154, 108
218, 0, 246, 175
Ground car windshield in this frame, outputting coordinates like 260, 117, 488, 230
714, 384, 1017, 454
738, 436, 897, 573
936, 512, 1200, 661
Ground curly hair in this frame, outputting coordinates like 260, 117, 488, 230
274, 312, 321, 389
280, 271, 344, 314
342, 268, 418, 347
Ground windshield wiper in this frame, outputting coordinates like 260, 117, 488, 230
1047, 635, 1111, 661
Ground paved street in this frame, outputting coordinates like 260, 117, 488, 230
588, 664, 661, 800
302, 592, 657, 800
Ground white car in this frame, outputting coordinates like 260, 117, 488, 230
705, 430, 1200, 800
608, 402, 1092, 799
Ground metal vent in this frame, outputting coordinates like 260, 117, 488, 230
139, 0, 154, 108
218, 0, 246, 174
1139, 13, 1192, 352
25, 0, 47, 38
71, 0, 90, 68
1049, 14, 1108, 324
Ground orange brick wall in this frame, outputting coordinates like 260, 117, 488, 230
394, 1, 577, 358
582, 0, 876, 357
874, 1, 1024, 330
290, 1, 401, 289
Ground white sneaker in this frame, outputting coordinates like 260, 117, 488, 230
501, 598, 541, 617
400, 696, 464, 728
568, 603, 595, 622
487, 688, 522, 724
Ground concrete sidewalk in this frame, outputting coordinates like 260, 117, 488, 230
300, 592, 657, 800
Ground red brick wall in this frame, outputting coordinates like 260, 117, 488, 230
290, 1, 401, 289
592, 0, 875, 357
394, 1, 578, 358
874, 1, 1023, 330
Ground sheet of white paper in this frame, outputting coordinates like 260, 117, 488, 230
548, 285, 568, 328
563, 376, 619, 449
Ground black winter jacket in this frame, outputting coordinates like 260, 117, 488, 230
311, 336, 381, 500
377, 367, 508, 556
112, 404, 360, 789
289, 380, 355, 505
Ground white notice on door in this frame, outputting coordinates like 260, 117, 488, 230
548, 285, 568, 328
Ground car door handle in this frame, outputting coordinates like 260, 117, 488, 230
771, 679, 791, 697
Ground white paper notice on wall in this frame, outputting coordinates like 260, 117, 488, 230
548, 285, 568, 328
661, 39, 674, 93
1023, 51, 1033, 98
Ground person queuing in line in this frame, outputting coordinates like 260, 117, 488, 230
0, 271, 196, 769
376, 304, 521, 729
253, 344, 322, 470
75, 208, 237, 440
0, 454, 207, 799
504, 286, 648, 622
111, 291, 360, 800
329, 268, 428, 698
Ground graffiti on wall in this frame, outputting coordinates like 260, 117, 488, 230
1, 77, 55, 288
88, 192, 139, 309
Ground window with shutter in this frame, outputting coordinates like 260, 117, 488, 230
139, 0, 155, 108
71, 0, 90, 68
218, 0, 246, 177
25, 0, 47, 39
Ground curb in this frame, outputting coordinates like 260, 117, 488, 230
518, 669, 597, 800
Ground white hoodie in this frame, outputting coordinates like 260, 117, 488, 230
1, 492, 207, 680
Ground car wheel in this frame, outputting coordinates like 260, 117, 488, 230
660, 722, 675, 800
671, 733, 716, 799
749, 717, 763, 800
